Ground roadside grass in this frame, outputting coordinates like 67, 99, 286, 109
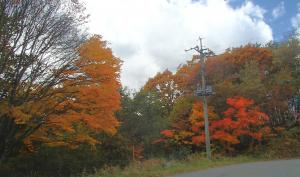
85, 154, 263, 177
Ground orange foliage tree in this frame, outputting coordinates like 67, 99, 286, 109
174, 58, 201, 94
0, 35, 122, 158
26, 35, 122, 149
143, 70, 180, 112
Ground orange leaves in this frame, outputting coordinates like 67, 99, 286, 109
76, 35, 121, 88
65, 35, 122, 135
144, 70, 173, 91
78, 35, 114, 63
189, 101, 218, 124
143, 69, 178, 111
174, 62, 200, 93
25, 35, 122, 149
8, 99, 55, 126
221, 45, 273, 70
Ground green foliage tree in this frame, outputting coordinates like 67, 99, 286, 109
117, 88, 169, 158
267, 36, 300, 127
0, 134, 130, 177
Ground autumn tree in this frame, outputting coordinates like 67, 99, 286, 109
204, 43, 299, 129
0, 33, 122, 162
143, 70, 179, 113
0, 0, 88, 163
160, 96, 270, 152
168, 96, 194, 132
211, 97, 270, 152
174, 58, 201, 95
238, 60, 266, 104
24, 35, 122, 150
203, 45, 273, 115
160, 98, 217, 148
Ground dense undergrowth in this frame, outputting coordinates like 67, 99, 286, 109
2, 127, 299, 177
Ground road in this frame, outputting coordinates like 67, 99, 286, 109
169, 159, 300, 177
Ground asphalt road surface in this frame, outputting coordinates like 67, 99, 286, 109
169, 159, 300, 177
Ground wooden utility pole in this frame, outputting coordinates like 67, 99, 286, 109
185, 37, 214, 160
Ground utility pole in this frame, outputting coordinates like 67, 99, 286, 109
185, 37, 214, 160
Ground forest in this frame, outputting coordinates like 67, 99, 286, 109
0, 0, 299, 177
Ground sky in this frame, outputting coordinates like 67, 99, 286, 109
83, 0, 300, 90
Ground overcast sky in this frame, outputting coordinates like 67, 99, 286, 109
83, 0, 300, 90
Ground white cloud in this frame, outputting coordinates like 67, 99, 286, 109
292, 14, 300, 29
291, 3, 300, 32
272, 1, 285, 19
84, 0, 273, 89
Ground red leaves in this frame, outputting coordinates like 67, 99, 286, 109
191, 123, 202, 133
210, 117, 237, 130
158, 96, 270, 150
226, 97, 254, 109
192, 135, 205, 144
161, 130, 174, 138
212, 97, 270, 145
212, 131, 240, 144
152, 138, 166, 144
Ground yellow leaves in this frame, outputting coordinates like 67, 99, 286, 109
0, 102, 9, 116
178, 131, 193, 138
172, 131, 194, 145
275, 68, 294, 85
11, 107, 31, 124
46, 141, 69, 147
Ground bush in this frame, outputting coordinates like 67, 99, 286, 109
265, 126, 300, 158
166, 145, 193, 160
0, 135, 131, 177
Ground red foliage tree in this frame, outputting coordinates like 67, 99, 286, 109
211, 97, 270, 151
159, 97, 270, 152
